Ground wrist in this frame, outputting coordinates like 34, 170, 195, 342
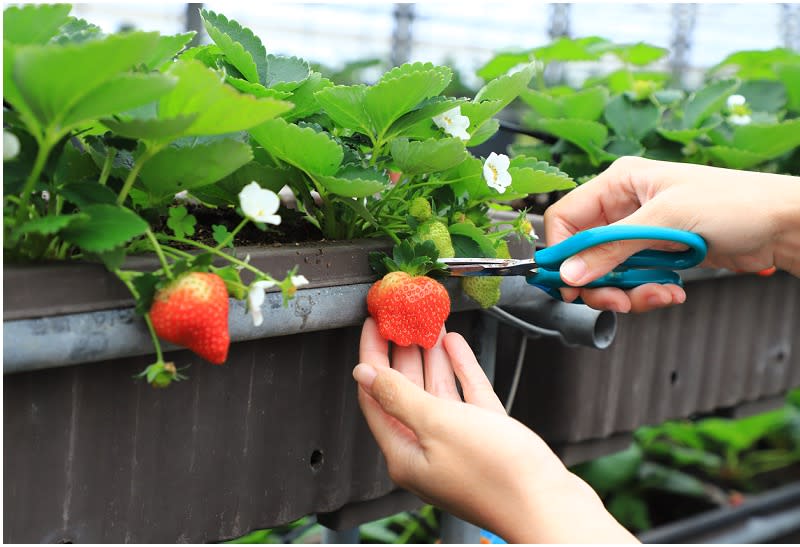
771, 175, 800, 276
503, 470, 638, 544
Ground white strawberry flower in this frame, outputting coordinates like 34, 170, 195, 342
432, 106, 471, 141
247, 279, 277, 327
291, 275, 309, 288
239, 181, 281, 225
483, 152, 512, 193
726, 94, 752, 126
4, 130, 20, 161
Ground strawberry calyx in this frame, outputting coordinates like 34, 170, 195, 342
368, 239, 447, 278
135, 361, 188, 388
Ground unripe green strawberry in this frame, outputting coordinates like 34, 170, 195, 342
409, 197, 432, 222
462, 276, 502, 308
416, 219, 455, 258
367, 271, 450, 349
461, 239, 510, 309
150, 272, 230, 364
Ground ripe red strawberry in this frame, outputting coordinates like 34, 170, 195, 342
149, 272, 230, 364
367, 271, 450, 349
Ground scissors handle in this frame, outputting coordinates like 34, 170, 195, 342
534, 225, 708, 271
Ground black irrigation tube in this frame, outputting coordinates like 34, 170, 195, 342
638, 481, 800, 544
497, 119, 559, 144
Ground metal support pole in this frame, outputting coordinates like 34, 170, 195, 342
547, 3, 572, 40
669, 4, 698, 88
185, 3, 204, 47
322, 526, 360, 544
780, 3, 800, 51
390, 3, 415, 67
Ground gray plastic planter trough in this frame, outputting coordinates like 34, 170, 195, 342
4, 225, 799, 543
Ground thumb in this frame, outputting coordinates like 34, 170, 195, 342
354, 363, 436, 434
559, 205, 670, 286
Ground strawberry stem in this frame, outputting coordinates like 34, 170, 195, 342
214, 218, 249, 250
146, 229, 174, 280
113, 269, 166, 364
159, 235, 263, 277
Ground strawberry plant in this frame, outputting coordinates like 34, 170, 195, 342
479, 37, 800, 179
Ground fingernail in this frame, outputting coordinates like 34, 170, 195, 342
560, 256, 587, 285
353, 363, 377, 388
674, 291, 687, 304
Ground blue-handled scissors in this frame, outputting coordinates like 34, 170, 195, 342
440, 225, 708, 301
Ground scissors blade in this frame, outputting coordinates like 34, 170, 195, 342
439, 258, 538, 277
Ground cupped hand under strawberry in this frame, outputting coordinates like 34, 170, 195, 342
150, 271, 230, 364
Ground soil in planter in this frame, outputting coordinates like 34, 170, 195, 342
167, 205, 326, 248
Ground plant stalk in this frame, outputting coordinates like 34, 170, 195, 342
14, 138, 52, 227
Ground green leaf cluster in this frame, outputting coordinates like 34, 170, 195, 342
490, 34, 800, 175
572, 389, 800, 533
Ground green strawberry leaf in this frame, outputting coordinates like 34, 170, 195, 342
561, 87, 609, 121
190, 161, 295, 206
102, 114, 198, 141
709, 48, 800, 80
314, 84, 370, 135
777, 63, 800, 113
215, 265, 246, 299
138, 138, 253, 203
62, 72, 177, 129
532, 36, 611, 64
60, 204, 149, 253
264, 54, 311, 91
526, 117, 610, 165
390, 137, 467, 175
466, 118, 500, 147
9, 31, 162, 138
364, 62, 452, 139
682, 79, 740, 129
388, 98, 467, 140
605, 137, 645, 158
519, 89, 562, 118
705, 145, 769, 170
657, 114, 721, 144
11, 213, 89, 239
507, 157, 576, 194
730, 118, 800, 158
448, 223, 497, 257
474, 62, 536, 109
284, 72, 333, 121
51, 16, 103, 45
145, 33, 196, 71
461, 100, 504, 135
201, 9, 266, 84
60, 182, 118, 208
738, 80, 787, 113
476, 50, 532, 80
132, 272, 160, 314
604, 95, 660, 141
158, 60, 293, 139
226, 77, 293, 99
249, 118, 343, 176
610, 42, 668, 66
3, 3, 72, 45
315, 166, 388, 197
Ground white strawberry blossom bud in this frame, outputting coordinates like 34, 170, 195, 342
4, 130, 20, 161
247, 279, 276, 327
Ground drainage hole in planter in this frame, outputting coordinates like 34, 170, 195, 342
310, 449, 324, 472
670, 370, 679, 385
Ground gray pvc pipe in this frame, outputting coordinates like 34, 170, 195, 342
492, 299, 617, 349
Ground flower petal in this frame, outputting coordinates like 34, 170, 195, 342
727, 94, 746, 107
239, 182, 281, 224
291, 275, 309, 287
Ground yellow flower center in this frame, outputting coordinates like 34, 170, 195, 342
488, 164, 498, 181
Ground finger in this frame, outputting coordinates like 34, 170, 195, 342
443, 333, 506, 414
558, 200, 680, 287
354, 377, 425, 479
577, 287, 633, 313
360, 318, 390, 369
423, 327, 461, 401
627, 283, 686, 313
393, 344, 424, 388
354, 363, 438, 435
